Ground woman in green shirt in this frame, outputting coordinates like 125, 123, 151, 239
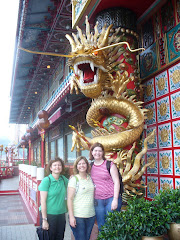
38, 158, 68, 240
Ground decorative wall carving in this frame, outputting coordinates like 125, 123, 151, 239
144, 61, 180, 199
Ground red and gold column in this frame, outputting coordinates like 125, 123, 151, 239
40, 129, 45, 168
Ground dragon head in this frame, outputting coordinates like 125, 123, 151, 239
66, 16, 114, 98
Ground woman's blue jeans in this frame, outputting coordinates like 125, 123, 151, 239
95, 195, 122, 230
70, 215, 95, 240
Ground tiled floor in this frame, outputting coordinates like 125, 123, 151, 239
0, 176, 72, 240
0, 224, 38, 240
0, 176, 19, 191
0, 195, 33, 226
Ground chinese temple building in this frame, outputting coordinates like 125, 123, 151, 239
9, 0, 180, 226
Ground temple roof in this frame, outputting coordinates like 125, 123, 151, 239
9, 0, 159, 124
10, 0, 72, 124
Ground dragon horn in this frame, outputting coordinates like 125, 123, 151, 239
76, 26, 86, 45
94, 22, 99, 44
97, 24, 106, 44
72, 33, 81, 46
99, 24, 113, 48
65, 34, 76, 52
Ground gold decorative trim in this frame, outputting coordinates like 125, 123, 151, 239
176, 155, 180, 169
172, 69, 180, 84
175, 125, 180, 140
162, 182, 172, 190
173, 96, 180, 111
161, 155, 170, 169
160, 129, 170, 142
147, 108, 154, 120
140, 57, 180, 82
148, 181, 157, 194
156, 77, 166, 91
164, 34, 169, 64
147, 156, 156, 168
72, 0, 91, 28
159, 102, 167, 116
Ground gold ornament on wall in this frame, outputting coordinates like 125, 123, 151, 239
162, 182, 171, 190
147, 131, 155, 144
160, 155, 170, 169
159, 102, 167, 116
160, 128, 170, 142
175, 125, 180, 140
147, 156, 156, 168
146, 85, 153, 97
157, 77, 165, 91
172, 70, 180, 84
148, 181, 157, 194
147, 108, 154, 120
173, 97, 180, 111
175, 155, 180, 169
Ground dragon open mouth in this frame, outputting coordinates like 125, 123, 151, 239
73, 60, 107, 86
78, 63, 97, 83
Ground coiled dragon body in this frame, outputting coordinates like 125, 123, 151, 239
66, 17, 154, 197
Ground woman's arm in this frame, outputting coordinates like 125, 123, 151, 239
67, 187, 76, 228
110, 164, 120, 210
40, 191, 49, 230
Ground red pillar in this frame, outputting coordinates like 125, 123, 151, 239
29, 140, 31, 165
40, 129, 45, 168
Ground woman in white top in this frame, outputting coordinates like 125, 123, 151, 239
67, 156, 95, 240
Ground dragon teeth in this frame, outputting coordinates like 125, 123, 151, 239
90, 62, 94, 72
74, 64, 78, 74
79, 71, 83, 85
94, 74, 97, 83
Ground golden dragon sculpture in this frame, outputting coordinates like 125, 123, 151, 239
66, 16, 155, 198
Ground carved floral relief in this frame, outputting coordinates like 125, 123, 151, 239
140, 42, 158, 78
145, 102, 156, 125
146, 127, 157, 149
159, 151, 173, 175
174, 150, 180, 175
158, 123, 172, 148
147, 177, 158, 199
147, 152, 158, 174
173, 120, 180, 146
168, 62, 180, 91
157, 96, 170, 122
166, 23, 180, 63
144, 78, 155, 102
160, 178, 173, 190
171, 91, 180, 118
155, 71, 169, 97
175, 178, 180, 189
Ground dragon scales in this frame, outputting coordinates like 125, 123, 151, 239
66, 16, 155, 198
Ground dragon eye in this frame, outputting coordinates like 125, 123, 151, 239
92, 51, 98, 56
